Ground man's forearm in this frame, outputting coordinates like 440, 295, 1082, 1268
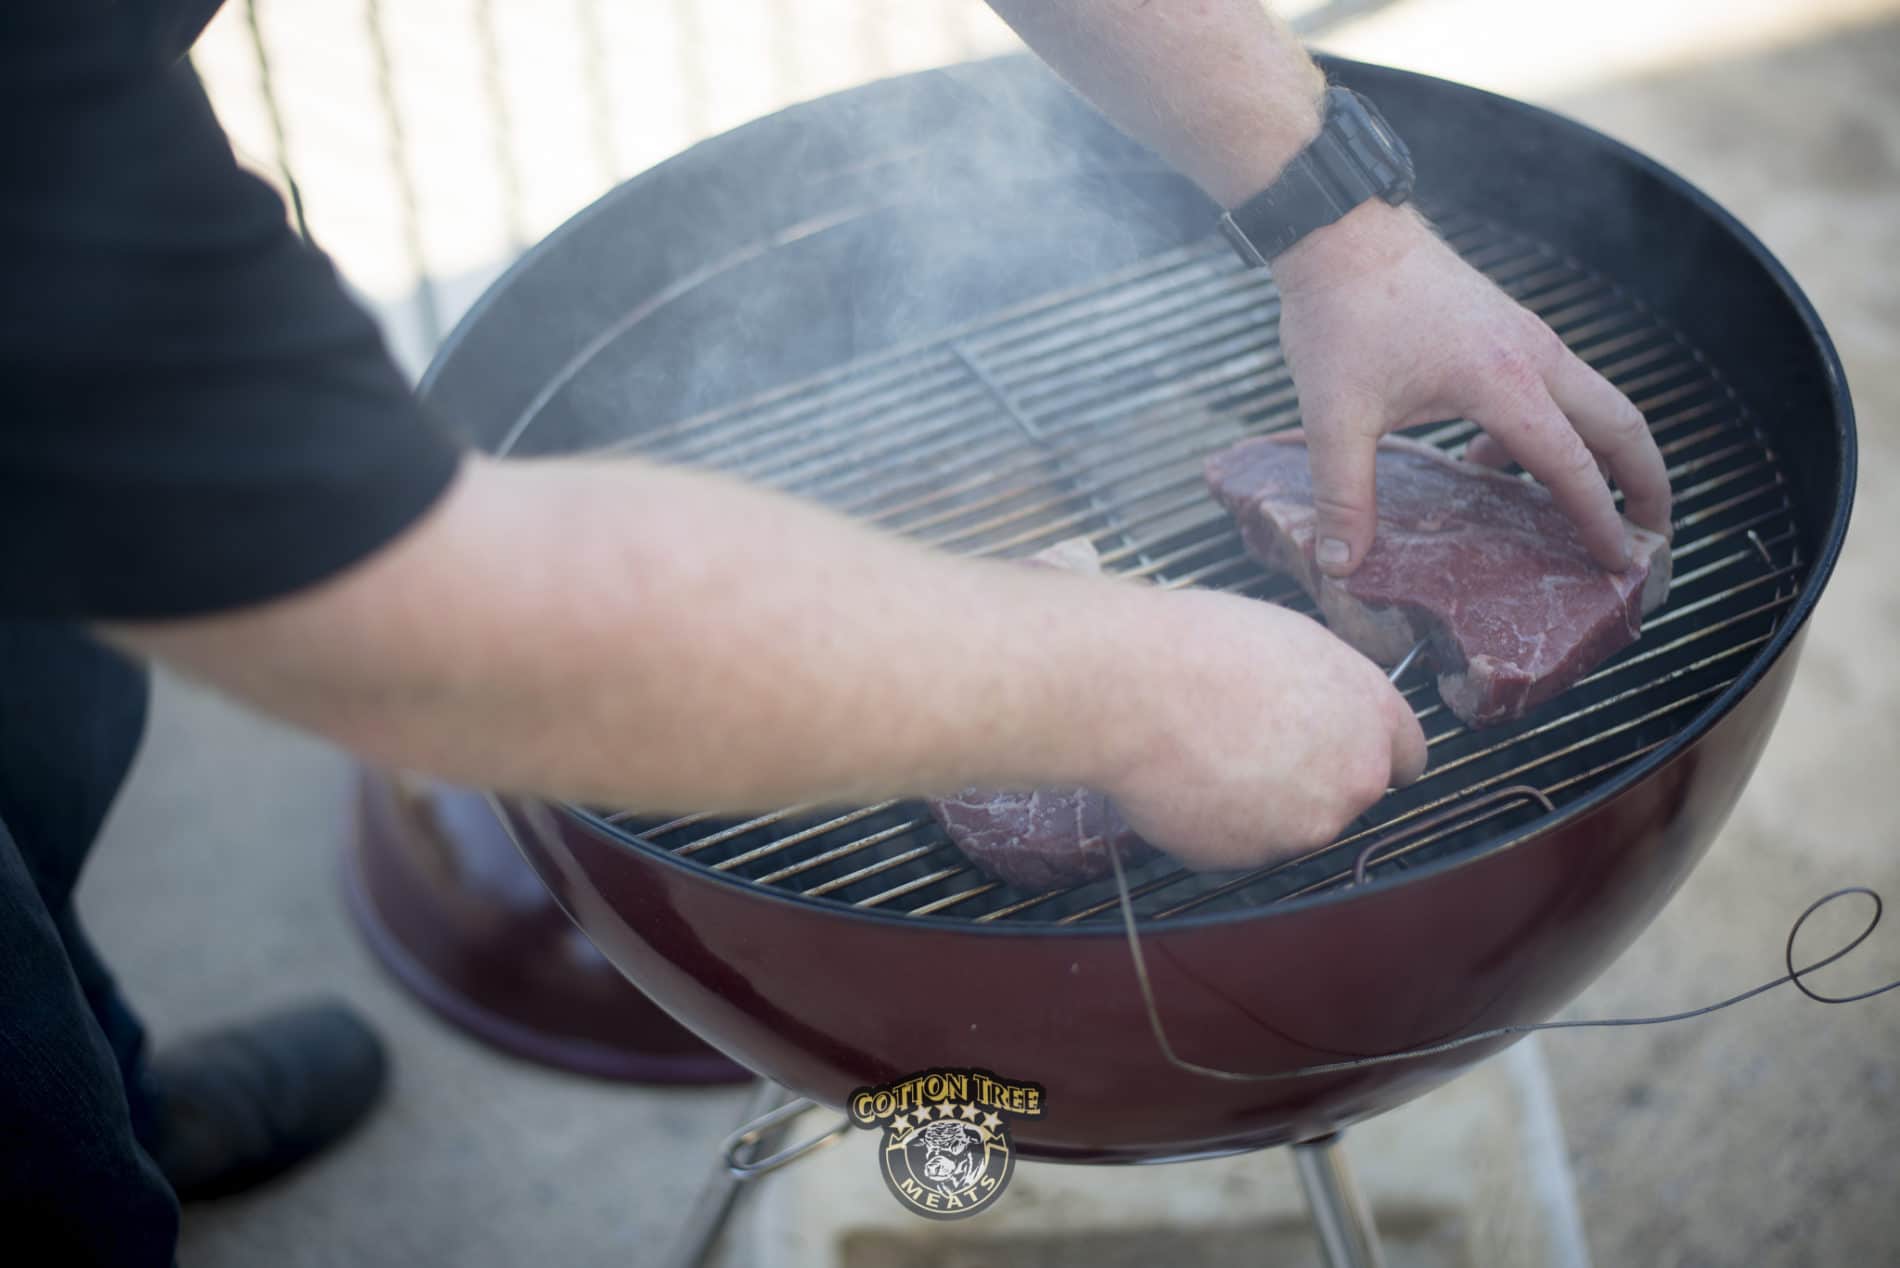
984, 0, 1325, 208
100, 456, 1157, 815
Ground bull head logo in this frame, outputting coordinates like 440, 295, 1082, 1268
916, 1119, 985, 1193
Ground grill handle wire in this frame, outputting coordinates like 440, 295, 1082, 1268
1350, 785, 1555, 886
721, 1094, 853, 1178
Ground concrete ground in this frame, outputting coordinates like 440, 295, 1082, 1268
1502, 26, 1900, 1268
73, 3, 1900, 1265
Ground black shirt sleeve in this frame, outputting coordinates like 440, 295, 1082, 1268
0, 5, 465, 621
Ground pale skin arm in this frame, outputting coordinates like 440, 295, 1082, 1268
104, 1, 1582, 875
983, 0, 1675, 574
102, 454, 1425, 870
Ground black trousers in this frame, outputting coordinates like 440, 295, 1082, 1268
0, 623, 179, 1265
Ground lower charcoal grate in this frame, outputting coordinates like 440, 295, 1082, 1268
586, 207, 1803, 927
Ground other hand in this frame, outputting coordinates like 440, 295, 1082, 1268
1273, 203, 1674, 577
1100, 588, 1426, 871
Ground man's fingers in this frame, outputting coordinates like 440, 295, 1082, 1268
1475, 386, 1632, 571
1545, 352, 1675, 540
1303, 411, 1383, 577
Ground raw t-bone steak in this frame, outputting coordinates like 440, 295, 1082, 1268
930, 786, 1152, 892
1204, 433, 1671, 727
927, 539, 1156, 890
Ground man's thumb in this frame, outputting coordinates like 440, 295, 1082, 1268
1304, 421, 1381, 578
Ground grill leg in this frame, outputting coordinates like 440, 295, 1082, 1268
1293, 1133, 1388, 1268
666, 1079, 854, 1268
664, 1079, 787, 1268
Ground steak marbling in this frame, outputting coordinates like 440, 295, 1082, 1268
926, 539, 1157, 889
1204, 432, 1672, 727
931, 786, 1152, 891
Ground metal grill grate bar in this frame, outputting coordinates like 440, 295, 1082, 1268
617, 249, 1257, 471
763, 821, 931, 890
596, 244, 1221, 453
701, 261, 1649, 522
934, 346, 1724, 544
833, 309, 1675, 546
879, 326, 1700, 566
709, 803, 908, 871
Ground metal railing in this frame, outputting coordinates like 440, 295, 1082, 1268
193, 0, 1383, 369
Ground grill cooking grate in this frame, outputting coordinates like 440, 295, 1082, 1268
585, 209, 1803, 926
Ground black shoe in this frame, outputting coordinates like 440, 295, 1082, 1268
142, 998, 389, 1202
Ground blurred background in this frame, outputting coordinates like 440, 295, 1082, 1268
188, 0, 1896, 373
190, 0, 1026, 370
79, 1, 1900, 1264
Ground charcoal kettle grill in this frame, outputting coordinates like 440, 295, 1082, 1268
420, 55, 1855, 1264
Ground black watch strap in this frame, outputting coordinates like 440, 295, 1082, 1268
1218, 86, 1415, 267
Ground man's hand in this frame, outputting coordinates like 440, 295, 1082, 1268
1273, 203, 1675, 577
981, 1, 1675, 577
1099, 589, 1426, 870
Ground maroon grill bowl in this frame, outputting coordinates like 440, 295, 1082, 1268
491, 660, 1792, 1159
421, 56, 1854, 1161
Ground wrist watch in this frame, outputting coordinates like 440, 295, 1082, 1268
1217, 85, 1416, 267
